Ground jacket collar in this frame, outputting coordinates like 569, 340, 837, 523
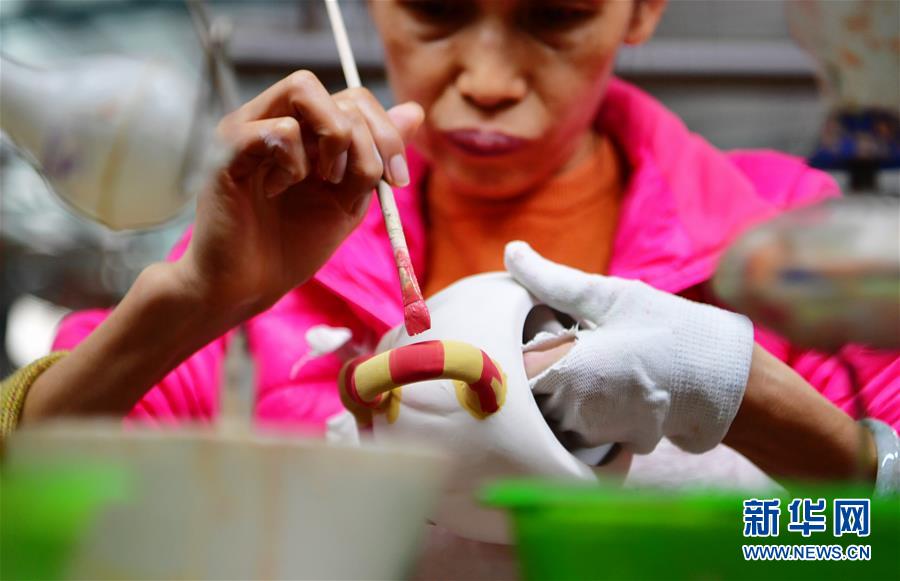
598, 79, 780, 291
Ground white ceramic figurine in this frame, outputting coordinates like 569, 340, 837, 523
336, 273, 629, 544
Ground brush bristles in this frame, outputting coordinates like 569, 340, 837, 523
404, 300, 432, 336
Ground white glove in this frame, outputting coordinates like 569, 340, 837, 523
505, 241, 755, 454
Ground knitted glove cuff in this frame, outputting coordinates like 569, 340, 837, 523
665, 302, 754, 453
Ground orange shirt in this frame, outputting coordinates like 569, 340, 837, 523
424, 133, 626, 297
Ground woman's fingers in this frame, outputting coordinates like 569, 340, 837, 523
338, 89, 422, 187
220, 116, 308, 197
222, 71, 425, 198
387, 102, 425, 146
232, 70, 352, 182
523, 339, 576, 379
328, 100, 383, 211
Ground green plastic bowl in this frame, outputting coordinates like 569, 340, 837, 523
0, 462, 129, 581
483, 480, 900, 581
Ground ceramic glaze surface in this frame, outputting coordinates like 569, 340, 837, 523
371, 273, 598, 543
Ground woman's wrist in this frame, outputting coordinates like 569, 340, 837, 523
169, 249, 284, 323
724, 344, 877, 485
129, 260, 244, 351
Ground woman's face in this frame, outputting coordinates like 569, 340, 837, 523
369, 0, 665, 197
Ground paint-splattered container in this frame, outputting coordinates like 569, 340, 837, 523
483, 480, 900, 581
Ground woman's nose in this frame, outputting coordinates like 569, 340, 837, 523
456, 28, 527, 112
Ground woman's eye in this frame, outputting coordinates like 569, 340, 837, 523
526, 3, 596, 31
399, 0, 471, 26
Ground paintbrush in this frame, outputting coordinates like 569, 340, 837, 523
324, 0, 431, 336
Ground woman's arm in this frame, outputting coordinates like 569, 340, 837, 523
21, 261, 237, 422
723, 344, 877, 484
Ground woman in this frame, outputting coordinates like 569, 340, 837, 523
4, 0, 897, 489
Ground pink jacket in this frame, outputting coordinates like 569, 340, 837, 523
53, 79, 899, 431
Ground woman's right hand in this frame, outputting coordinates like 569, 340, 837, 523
19, 73, 423, 424
177, 70, 424, 318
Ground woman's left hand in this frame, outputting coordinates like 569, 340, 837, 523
506, 241, 755, 454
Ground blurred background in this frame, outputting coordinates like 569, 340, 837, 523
1, 0, 898, 377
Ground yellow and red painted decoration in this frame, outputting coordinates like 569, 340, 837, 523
338, 340, 507, 426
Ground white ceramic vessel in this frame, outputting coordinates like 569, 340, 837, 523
361, 273, 625, 544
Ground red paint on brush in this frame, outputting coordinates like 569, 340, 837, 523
389, 341, 444, 384
404, 300, 431, 336
395, 249, 431, 335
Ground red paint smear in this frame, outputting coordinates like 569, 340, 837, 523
389, 341, 445, 384
470, 351, 501, 413
395, 249, 431, 335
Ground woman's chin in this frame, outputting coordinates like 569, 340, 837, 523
439, 162, 545, 200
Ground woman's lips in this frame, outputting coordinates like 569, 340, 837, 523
442, 129, 530, 157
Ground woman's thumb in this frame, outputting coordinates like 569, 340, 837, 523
387, 102, 425, 145
504, 241, 615, 318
